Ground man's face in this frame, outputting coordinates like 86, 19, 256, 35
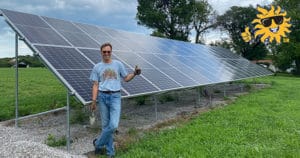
101, 45, 112, 61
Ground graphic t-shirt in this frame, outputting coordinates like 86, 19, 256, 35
90, 60, 128, 91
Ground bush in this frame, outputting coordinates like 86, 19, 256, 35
135, 95, 148, 106
45, 134, 66, 147
159, 94, 175, 104
70, 109, 89, 124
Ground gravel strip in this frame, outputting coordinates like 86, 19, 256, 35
0, 124, 86, 158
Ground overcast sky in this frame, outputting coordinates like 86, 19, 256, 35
0, 0, 272, 58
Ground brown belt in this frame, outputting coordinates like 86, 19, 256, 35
99, 90, 121, 94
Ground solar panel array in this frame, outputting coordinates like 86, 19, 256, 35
0, 9, 273, 104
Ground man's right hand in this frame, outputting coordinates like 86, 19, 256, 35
90, 100, 97, 111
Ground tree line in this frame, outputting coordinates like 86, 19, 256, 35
0, 55, 44, 67
136, 0, 300, 75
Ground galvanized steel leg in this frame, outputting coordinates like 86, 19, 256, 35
15, 33, 19, 128
223, 83, 226, 97
153, 95, 158, 121
197, 87, 201, 107
66, 90, 70, 152
240, 83, 244, 92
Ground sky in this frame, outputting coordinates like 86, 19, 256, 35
0, 0, 272, 58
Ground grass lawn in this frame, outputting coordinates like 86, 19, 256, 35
0, 68, 80, 121
119, 75, 300, 157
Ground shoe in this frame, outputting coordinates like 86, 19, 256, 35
93, 139, 107, 155
93, 138, 97, 147
107, 156, 114, 158
95, 147, 106, 155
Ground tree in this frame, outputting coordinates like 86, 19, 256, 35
209, 38, 232, 50
217, 6, 268, 60
272, 0, 300, 75
136, 0, 194, 41
191, 0, 216, 43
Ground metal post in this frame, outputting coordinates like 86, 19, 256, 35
66, 90, 70, 151
197, 87, 201, 107
240, 83, 244, 92
223, 83, 226, 97
209, 86, 212, 106
15, 33, 19, 127
153, 95, 158, 121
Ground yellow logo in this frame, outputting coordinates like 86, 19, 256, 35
241, 5, 291, 44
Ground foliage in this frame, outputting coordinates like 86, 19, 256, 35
271, 0, 300, 75
158, 94, 175, 104
0, 68, 81, 121
192, 0, 216, 43
209, 39, 232, 50
70, 109, 89, 124
0, 55, 44, 67
0, 57, 12, 67
217, 6, 268, 60
119, 75, 300, 157
136, 0, 194, 41
134, 95, 148, 106
45, 134, 66, 147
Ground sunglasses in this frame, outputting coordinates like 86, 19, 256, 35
261, 16, 283, 27
102, 51, 111, 54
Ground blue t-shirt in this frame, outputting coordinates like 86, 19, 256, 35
90, 60, 128, 91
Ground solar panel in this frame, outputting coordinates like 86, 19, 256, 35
0, 8, 273, 104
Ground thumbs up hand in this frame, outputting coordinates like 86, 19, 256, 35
134, 65, 141, 75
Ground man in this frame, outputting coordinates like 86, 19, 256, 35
89, 42, 141, 157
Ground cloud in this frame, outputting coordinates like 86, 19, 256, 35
208, 0, 273, 14
0, 19, 32, 58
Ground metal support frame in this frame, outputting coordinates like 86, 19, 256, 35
223, 83, 227, 97
12, 32, 71, 152
240, 83, 244, 92
14, 107, 66, 121
153, 95, 158, 121
209, 86, 212, 106
197, 87, 201, 107
66, 90, 71, 151
15, 33, 19, 127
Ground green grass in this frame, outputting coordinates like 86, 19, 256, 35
0, 68, 80, 121
119, 75, 300, 157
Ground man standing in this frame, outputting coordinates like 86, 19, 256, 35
90, 42, 141, 157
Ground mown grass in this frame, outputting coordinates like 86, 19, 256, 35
119, 75, 300, 157
0, 68, 80, 121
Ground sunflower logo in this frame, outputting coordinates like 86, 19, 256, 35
241, 5, 291, 44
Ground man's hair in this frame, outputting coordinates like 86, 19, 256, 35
100, 42, 112, 51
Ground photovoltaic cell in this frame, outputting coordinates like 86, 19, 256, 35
122, 69, 158, 95
57, 70, 94, 101
1, 9, 50, 28
16, 24, 70, 45
79, 49, 131, 69
34, 45, 93, 69
142, 69, 181, 90
0, 8, 273, 105
113, 51, 154, 69
42, 17, 99, 48
59, 31, 99, 48
42, 17, 83, 33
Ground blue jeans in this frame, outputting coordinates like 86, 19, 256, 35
95, 92, 121, 156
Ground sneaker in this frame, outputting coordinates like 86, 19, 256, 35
93, 139, 106, 155
95, 147, 106, 155
93, 138, 97, 147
